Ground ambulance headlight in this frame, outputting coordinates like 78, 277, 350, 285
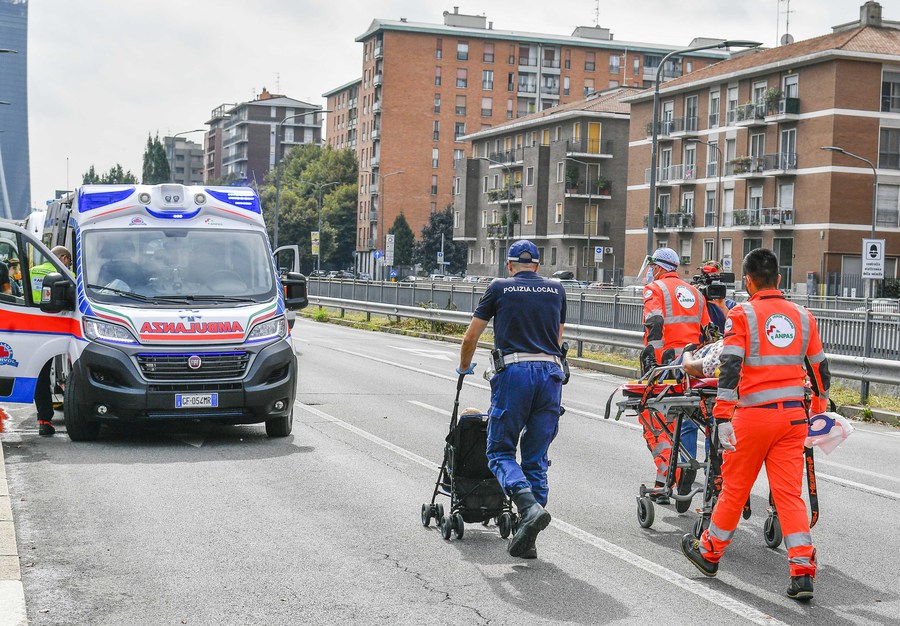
247, 316, 286, 342
84, 318, 138, 345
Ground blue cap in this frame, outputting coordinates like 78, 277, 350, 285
650, 247, 679, 271
507, 239, 540, 263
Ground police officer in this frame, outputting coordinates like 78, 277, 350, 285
639, 247, 710, 510
681, 248, 830, 601
458, 240, 566, 559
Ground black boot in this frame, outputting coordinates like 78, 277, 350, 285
38, 420, 55, 437
508, 489, 551, 558
676, 468, 697, 513
786, 574, 814, 601
640, 346, 658, 375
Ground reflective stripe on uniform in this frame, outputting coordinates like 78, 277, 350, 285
707, 521, 735, 543
797, 305, 811, 357
744, 355, 805, 367
649, 340, 664, 349
789, 555, 814, 567
737, 385, 807, 407
741, 303, 760, 357
660, 282, 674, 318
646, 309, 664, 318
664, 315, 703, 325
717, 388, 739, 401
721, 345, 745, 358
808, 351, 827, 364
783, 532, 813, 549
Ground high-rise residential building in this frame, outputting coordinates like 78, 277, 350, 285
337, 8, 727, 277
204, 88, 324, 185
0, 0, 29, 219
454, 88, 636, 282
164, 137, 204, 186
323, 79, 361, 152
625, 1, 900, 295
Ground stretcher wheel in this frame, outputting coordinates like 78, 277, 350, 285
421, 503, 432, 527
692, 516, 709, 539
440, 515, 453, 540
763, 515, 783, 549
453, 513, 465, 539
637, 497, 655, 529
498, 513, 512, 539
435, 503, 444, 521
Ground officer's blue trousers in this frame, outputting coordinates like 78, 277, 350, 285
486, 362, 564, 507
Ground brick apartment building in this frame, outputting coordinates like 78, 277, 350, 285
335, 8, 727, 277
323, 79, 361, 152
625, 2, 900, 295
204, 88, 324, 185
164, 136, 204, 186
453, 88, 635, 282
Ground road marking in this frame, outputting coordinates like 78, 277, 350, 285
408, 401, 451, 417
565, 406, 642, 431
815, 459, 900, 484
296, 400, 787, 626
390, 346, 454, 361
814, 472, 900, 501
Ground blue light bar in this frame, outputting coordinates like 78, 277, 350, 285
205, 188, 261, 214
77, 187, 136, 213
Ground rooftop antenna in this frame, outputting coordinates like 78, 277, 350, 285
594, 0, 600, 26
776, 0, 795, 46
275, 72, 281, 94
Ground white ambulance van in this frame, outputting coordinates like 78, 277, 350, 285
0, 183, 307, 440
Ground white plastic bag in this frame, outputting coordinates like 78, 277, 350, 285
805, 412, 855, 454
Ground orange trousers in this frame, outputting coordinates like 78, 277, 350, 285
699, 407, 816, 577
640, 408, 676, 485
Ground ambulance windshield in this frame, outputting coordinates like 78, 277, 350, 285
81, 229, 277, 305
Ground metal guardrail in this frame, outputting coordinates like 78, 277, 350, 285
307, 295, 900, 385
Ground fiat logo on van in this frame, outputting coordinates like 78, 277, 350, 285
187, 355, 202, 370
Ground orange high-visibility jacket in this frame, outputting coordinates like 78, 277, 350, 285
714, 289, 830, 420
643, 271, 710, 362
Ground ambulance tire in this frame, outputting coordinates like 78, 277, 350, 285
64, 374, 100, 442
265, 410, 293, 438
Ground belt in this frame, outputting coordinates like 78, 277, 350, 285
756, 400, 805, 410
504, 352, 561, 367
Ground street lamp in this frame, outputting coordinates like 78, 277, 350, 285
167, 129, 205, 183
646, 39, 762, 256
687, 138, 723, 262
821, 146, 879, 298
477, 156, 514, 277
298, 180, 342, 273
273, 108, 327, 248
567, 156, 598, 282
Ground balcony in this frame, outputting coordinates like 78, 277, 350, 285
370, 155, 380, 167
564, 181, 611, 198
487, 186, 522, 203
765, 96, 800, 121
643, 164, 684, 185
726, 156, 766, 177
732, 208, 762, 228
669, 116, 700, 138
760, 207, 795, 227
487, 222, 512, 239
372, 101, 382, 113
487, 149, 524, 165
369, 183, 379, 196
373, 74, 383, 87
374, 45, 383, 59
665, 212, 695, 229
566, 138, 614, 157
371, 128, 380, 140
760, 152, 797, 174
642, 213, 669, 229
734, 102, 766, 127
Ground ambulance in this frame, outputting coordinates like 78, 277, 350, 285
0, 184, 307, 440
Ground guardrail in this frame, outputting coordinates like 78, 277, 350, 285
306, 295, 900, 386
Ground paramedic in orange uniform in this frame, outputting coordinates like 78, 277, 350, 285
681, 247, 830, 601
639, 247, 709, 508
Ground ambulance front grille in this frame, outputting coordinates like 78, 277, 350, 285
136, 352, 249, 381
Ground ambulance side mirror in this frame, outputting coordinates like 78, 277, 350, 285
282, 272, 308, 311
39, 273, 76, 313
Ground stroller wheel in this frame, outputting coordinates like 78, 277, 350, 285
692, 516, 709, 539
421, 503, 432, 528
637, 497, 655, 529
453, 513, 465, 539
498, 513, 512, 539
763, 514, 783, 549
434, 503, 444, 521
440, 515, 453, 540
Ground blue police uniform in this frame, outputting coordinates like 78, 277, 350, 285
473, 270, 566, 506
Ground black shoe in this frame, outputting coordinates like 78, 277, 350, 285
786, 575, 814, 601
520, 545, 537, 559
681, 534, 718, 577
38, 421, 55, 437
676, 468, 697, 513
508, 490, 551, 558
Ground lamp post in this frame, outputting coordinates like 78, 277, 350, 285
167, 129, 205, 183
567, 156, 597, 282
646, 40, 762, 256
379, 169, 404, 281
687, 138, 723, 262
309, 180, 341, 273
273, 108, 327, 248
477, 156, 514, 277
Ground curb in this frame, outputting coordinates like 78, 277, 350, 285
839, 405, 900, 427
0, 436, 27, 626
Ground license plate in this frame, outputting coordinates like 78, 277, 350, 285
175, 393, 218, 408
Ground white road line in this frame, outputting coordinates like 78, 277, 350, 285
295, 400, 787, 626
814, 472, 900, 500
565, 406, 642, 431
408, 401, 451, 417
815, 459, 900, 484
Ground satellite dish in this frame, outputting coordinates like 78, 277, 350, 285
780, 33, 795, 45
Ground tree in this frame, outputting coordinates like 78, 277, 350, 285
415, 205, 467, 275
82, 164, 138, 184
388, 213, 415, 266
142, 133, 170, 184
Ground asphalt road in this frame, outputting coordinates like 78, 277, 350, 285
1, 317, 899, 625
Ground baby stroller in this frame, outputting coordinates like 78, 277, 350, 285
421, 373, 516, 540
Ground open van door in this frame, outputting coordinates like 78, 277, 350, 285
273, 244, 308, 311
0, 223, 78, 408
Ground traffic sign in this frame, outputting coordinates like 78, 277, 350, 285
437, 250, 444, 264
390, 269, 397, 278
311, 231, 320, 256
385, 234, 395, 265
594, 246, 603, 263
374, 249, 384, 260
862, 238, 885, 279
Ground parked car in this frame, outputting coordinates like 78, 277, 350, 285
309, 270, 327, 278
554, 278, 584, 290
357, 272, 373, 281
552, 270, 575, 280
429, 273, 446, 281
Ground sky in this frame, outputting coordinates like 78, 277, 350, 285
26, 0, 859, 206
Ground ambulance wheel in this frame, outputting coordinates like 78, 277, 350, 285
440, 515, 452, 540
763, 515, 783, 549
63, 373, 100, 442
637, 497, 655, 528
498, 513, 512, 539
692, 517, 709, 539
434, 503, 444, 521
265, 410, 293, 438
453, 513, 465, 539
421, 503, 432, 527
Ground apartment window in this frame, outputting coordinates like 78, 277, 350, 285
456, 68, 467, 88
573, 122, 581, 141
431, 175, 438, 195
876, 184, 900, 226
750, 132, 765, 158
483, 43, 494, 63
526, 166, 534, 186
468, 248, 473, 263
436, 38, 443, 59
431, 94, 441, 115
454, 122, 466, 140
491, 247, 496, 265
453, 149, 464, 163
508, 44, 516, 65
529, 131, 537, 146
481, 210, 487, 227
481, 97, 492, 117
525, 205, 534, 225
633, 57, 640, 76
541, 129, 550, 146
709, 90, 720, 128
584, 78, 594, 96
743, 237, 762, 260
457, 41, 469, 61
515, 134, 523, 149
550, 247, 558, 265
482, 176, 489, 194
432, 148, 440, 168
609, 53, 620, 74
482, 70, 494, 90
567, 246, 575, 265
726, 86, 738, 124
748, 185, 763, 215
703, 239, 714, 261
433, 120, 440, 141
456, 95, 466, 115
563, 76, 570, 96
555, 202, 563, 223
680, 238, 692, 265
585, 51, 595, 71
879, 127, 900, 169
779, 182, 794, 209
507, 73, 515, 91
435, 66, 442, 86
556, 161, 565, 183
686, 61, 693, 74
564, 49, 571, 69
682, 191, 694, 213
705, 190, 717, 226
480, 247, 485, 263
507, 99, 514, 120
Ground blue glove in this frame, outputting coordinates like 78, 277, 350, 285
456, 362, 476, 376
